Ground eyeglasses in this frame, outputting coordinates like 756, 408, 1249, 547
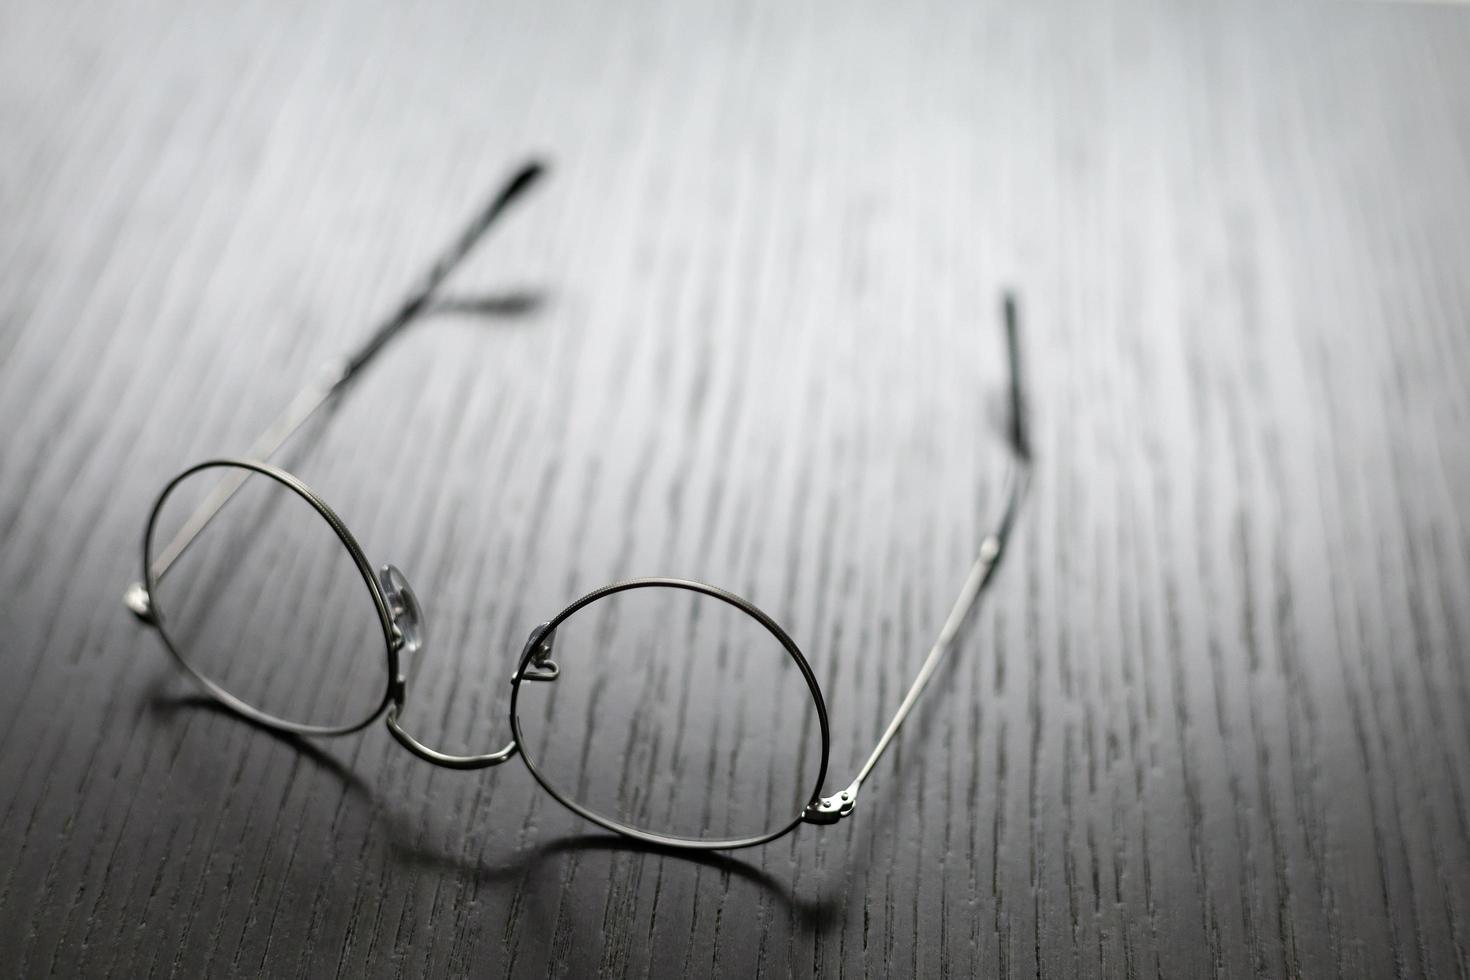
125, 160, 1032, 851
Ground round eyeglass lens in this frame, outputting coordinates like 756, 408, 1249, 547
145, 464, 391, 732
512, 582, 828, 846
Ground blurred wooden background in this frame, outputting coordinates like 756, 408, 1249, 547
2, 0, 1469, 976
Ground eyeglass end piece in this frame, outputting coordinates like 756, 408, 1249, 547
124, 582, 155, 623
802, 780, 860, 825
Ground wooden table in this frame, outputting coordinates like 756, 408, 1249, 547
3, 1, 1468, 976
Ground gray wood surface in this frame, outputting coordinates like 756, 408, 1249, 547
3, 0, 1469, 976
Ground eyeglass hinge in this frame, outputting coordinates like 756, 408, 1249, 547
124, 582, 156, 624
802, 779, 860, 825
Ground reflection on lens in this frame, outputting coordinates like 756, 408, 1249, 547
513, 583, 826, 844
147, 465, 389, 731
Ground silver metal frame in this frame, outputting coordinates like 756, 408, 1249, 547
125, 159, 1031, 851
511, 579, 832, 850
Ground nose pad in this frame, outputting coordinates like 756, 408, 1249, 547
379, 565, 426, 692
514, 624, 559, 682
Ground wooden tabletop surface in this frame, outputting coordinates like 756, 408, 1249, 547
3, 1, 1469, 976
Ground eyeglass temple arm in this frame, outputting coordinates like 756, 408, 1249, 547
137, 161, 547, 589
340, 160, 546, 382
804, 293, 1032, 824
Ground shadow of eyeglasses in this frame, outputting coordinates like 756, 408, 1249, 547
271, 288, 547, 471
425, 290, 545, 318
144, 687, 848, 930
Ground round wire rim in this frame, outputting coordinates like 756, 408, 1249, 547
508, 577, 832, 851
141, 458, 398, 737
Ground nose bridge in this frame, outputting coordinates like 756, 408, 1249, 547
378, 575, 553, 771
385, 706, 519, 769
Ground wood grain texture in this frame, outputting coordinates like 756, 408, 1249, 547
3, 0, 1469, 976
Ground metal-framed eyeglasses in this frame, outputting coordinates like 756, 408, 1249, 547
125, 160, 1032, 851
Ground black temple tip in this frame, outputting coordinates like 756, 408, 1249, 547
1001, 290, 1030, 461
503, 159, 548, 201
